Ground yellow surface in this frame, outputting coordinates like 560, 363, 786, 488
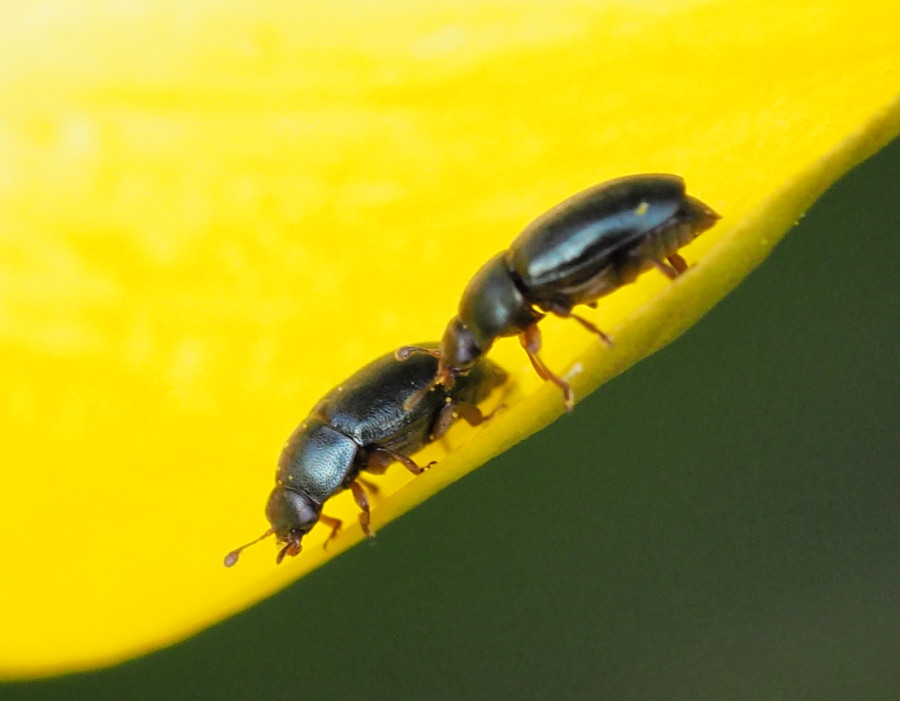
1, 0, 898, 678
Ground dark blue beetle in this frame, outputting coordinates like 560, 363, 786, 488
225, 345, 505, 566
400, 174, 719, 410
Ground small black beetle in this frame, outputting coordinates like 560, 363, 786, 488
225, 345, 505, 566
400, 174, 719, 410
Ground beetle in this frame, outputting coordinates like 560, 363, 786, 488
224, 344, 506, 566
399, 174, 719, 411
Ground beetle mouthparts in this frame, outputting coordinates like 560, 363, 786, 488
275, 539, 302, 564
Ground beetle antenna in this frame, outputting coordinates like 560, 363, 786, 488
224, 528, 275, 567
395, 345, 441, 361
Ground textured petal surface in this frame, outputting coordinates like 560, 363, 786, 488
0, 0, 898, 677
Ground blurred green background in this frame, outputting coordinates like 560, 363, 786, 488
6, 138, 899, 700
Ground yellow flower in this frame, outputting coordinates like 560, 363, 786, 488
0, 0, 897, 679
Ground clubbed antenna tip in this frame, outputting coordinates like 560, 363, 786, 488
223, 528, 274, 567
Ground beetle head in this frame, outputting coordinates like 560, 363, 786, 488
437, 316, 482, 387
223, 487, 322, 567
265, 486, 322, 563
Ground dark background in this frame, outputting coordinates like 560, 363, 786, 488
7, 138, 898, 700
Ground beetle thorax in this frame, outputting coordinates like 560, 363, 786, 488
458, 252, 537, 345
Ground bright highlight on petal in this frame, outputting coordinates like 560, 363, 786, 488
0, 0, 898, 678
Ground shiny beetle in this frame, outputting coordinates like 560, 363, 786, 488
225, 345, 505, 566
400, 174, 719, 410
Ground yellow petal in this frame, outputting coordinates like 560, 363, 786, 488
1, 0, 898, 678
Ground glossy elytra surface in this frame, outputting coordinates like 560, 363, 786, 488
507, 174, 715, 304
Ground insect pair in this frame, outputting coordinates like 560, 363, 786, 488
226, 174, 719, 565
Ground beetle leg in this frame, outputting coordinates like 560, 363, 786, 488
567, 312, 613, 347
519, 325, 575, 412
453, 400, 500, 427
319, 513, 343, 549
651, 258, 680, 280
667, 252, 688, 275
363, 449, 393, 475
430, 399, 498, 442
371, 447, 435, 475
451, 401, 486, 427
349, 481, 374, 538
430, 401, 456, 440
356, 476, 381, 496
543, 301, 612, 347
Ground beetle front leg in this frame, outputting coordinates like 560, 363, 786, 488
430, 401, 457, 440
519, 324, 575, 412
